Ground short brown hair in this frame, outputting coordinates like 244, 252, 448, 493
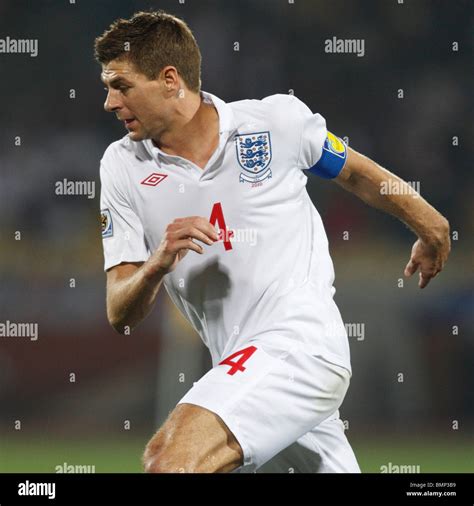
94, 10, 201, 93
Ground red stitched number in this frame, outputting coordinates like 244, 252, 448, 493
209, 202, 233, 251
219, 346, 257, 376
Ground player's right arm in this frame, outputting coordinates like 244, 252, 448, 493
106, 217, 218, 334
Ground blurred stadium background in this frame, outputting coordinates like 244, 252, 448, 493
0, 0, 472, 473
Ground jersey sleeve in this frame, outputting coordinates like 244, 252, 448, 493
99, 145, 151, 271
293, 96, 348, 179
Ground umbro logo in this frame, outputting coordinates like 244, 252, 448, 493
141, 173, 167, 187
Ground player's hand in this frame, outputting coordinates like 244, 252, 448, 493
404, 235, 450, 289
149, 216, 219, 274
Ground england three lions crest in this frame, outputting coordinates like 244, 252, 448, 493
235, 131, 272, 183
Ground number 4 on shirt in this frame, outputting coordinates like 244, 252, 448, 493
209, 202, 233, 251
218, 346, 257, 375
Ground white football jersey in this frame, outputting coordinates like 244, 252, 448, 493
100, 92, 351, 372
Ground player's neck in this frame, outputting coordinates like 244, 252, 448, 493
153, 95, 219, 170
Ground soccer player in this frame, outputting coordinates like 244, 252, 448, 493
95, 11, 450, 473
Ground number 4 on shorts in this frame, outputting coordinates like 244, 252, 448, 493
218, 346, 257, 376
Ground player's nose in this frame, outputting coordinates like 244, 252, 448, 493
104, 90, 122, 113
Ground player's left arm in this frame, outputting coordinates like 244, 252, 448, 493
334, 147, 451, 288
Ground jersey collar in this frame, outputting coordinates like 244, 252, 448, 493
140, 90, 236, 164
201, 90, 236, 135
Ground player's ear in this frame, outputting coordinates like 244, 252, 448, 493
161, 66, 180, 91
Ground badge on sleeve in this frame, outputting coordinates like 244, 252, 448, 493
101, 209, 113, 238
309, 131, 347, 179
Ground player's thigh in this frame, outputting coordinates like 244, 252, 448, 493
143, 403, 243, 473
177, 341, 351, 472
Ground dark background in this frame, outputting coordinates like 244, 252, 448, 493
0, 0, 472, 472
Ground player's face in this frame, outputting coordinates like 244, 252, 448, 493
101, 59, 172, 141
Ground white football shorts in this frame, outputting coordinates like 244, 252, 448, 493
177, 340, 360, 473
